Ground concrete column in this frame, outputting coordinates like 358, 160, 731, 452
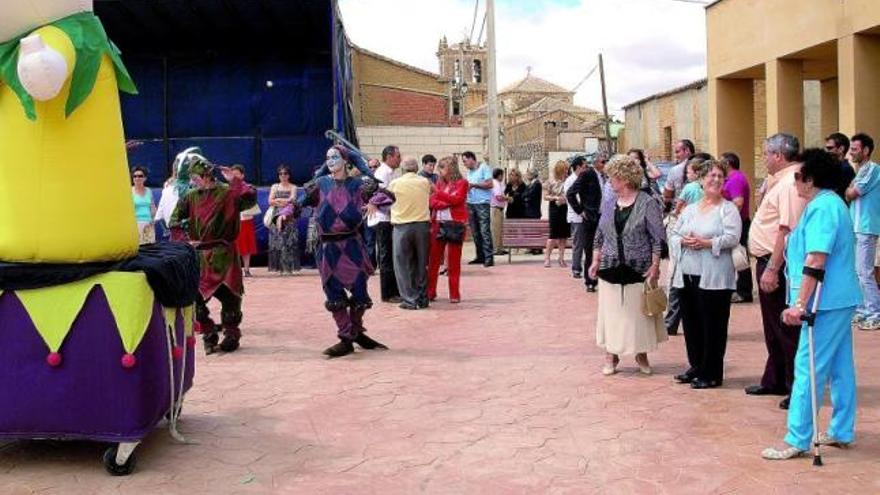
838, 34, 880, 138
820, 78, 839, 138
709, 77, 755, 182
765, 58, 804, 140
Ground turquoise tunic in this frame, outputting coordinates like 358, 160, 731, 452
783, 189, 860, 450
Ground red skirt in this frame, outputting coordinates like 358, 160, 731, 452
235, 219, 258, 255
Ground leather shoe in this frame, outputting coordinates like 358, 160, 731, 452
691, 378, 721, 389
779, 396, 790, 409
323, 340, 355, 358
399, 302, 419, 310
744, 385, 785, 396
483, 260, 494, 267
674, 372, 695, 384
354, 333, 388, 350
467, 258, 485, 265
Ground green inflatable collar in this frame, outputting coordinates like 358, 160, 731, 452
0, 11, 137, 121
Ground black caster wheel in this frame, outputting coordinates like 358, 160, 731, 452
103, 445, 137, 476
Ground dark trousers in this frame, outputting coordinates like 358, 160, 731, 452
680, 275, 732, 382
756, 256, 801, 393
374, 222, 399, 300
392, 222, 430, 306
570, 222, 586, 275
363, 224, 377, 266
665, 287, 683, 333
196, 285, 242, 341
736, 218, 754, 300
582, 219, 598, 288
467, 203, 493, 263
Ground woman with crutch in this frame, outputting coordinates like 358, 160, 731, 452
762, 148, 861, 461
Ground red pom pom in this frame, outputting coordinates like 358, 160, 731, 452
193, 322, 203, 334
121, 353, 137, 368
186, 336, 197, 348
172, 346, 184, 360
46, 352, 62, 367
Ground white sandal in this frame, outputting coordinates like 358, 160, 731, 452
818, 432, 851, 448
761, 446, 804, 460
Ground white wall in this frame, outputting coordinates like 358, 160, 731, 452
357, 126, 485, 162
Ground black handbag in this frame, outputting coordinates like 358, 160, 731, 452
437, 221, 465, 243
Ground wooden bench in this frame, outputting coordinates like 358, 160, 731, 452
501, 219, 570, 263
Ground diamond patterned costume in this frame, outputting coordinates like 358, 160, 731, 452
300, 175, 394, 340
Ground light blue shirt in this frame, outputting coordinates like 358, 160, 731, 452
787, 190, 861, 310
466, 163, 493, 204
678, 182, 704, 205
850, 160, 880, 235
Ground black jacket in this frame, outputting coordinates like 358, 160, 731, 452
523, 180, 543, 219
566, 168, 602, 223
504, 183, 527, 218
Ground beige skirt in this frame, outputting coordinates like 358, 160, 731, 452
595, 279, 667, 355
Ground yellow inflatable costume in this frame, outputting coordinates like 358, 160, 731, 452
0, 2, 138, 263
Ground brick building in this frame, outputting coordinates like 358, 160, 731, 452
464, 70, 606, 176
350, 44, 483, 160
623, 78, 821, 177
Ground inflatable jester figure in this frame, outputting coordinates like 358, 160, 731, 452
0, 2, 200, 475
0, 0, 139, 263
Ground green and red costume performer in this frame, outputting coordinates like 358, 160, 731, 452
170, 160, 256, 353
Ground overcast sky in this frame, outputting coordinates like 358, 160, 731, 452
338, 0, 708, 119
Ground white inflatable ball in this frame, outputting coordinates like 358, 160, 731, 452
17, 34, 69, 101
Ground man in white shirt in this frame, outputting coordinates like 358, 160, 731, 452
663, 139, 694, 336
368, 145, 402, 302
490, 168, 508, 256
663, 139, 695, 208
564, 159, 585, 278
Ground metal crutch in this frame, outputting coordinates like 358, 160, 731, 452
800, 272, 825, 467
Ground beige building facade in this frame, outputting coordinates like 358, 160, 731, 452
707, 0, 880, 182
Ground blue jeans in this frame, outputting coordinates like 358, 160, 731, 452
855, 233, 880, 319
467, 203, 493, 263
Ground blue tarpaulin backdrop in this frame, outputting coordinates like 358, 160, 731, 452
95, 0, 358, 187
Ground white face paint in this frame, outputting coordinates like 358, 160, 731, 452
326, 148, 344, 172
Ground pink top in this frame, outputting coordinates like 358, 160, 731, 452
722, 168, 751, 219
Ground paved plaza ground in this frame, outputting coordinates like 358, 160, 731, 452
2, 250, 880, 494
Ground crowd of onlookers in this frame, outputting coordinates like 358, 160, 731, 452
128, 129, 876, 458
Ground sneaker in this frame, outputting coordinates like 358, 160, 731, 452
467, 259, 485, 265
858, 317, 880, 331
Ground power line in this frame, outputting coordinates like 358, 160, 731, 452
477, 11, 487, 45
571, 63, 599, 92
469, 0, 481, 43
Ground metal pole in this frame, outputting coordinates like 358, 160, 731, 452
486, 0, 500, 166
599, 53, 612, 153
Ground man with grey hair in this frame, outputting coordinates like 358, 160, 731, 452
388, 157, 432, 310
743, 133, 807, 410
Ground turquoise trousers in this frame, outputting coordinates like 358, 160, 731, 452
785, 306, 857, 450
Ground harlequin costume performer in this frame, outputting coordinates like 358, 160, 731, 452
298, 145, 393, 357
170, 157, 257, 354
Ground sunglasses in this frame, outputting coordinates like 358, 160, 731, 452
824, 145, 836, 151
278, 172, 289, 176
794, 171, 807, 182
133, 174, 145, 178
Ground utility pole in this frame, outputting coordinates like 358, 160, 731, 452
598, 53, 612, 153
486, 0, 500, 167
